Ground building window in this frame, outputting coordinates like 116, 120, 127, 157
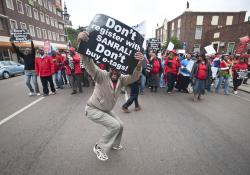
48, 1, 52, 12
6, 0, 14, 10
214, 32, 220, 38
53, 5, 56, 14
57, 11, 62, 17
0, 19, 4, 30
9, 19, 18, 30
47, 30, 52, 40
50, 17, 54, 26
193, 44, 200, 52
60, 36, 65, 42
211, 16, 219, 25
177, 29, 180, 39
54, 19, 58, 28
45, 14, 50, 25
227, 42, 235, 54
38, 0, 42, 6
40, 12, 45, 22
171, 22, 174, 30
52, 32, 56, 41
56, 33, 60, 41
33, 8, 39, 20
20, 22, 27, 29
196, 16, 203, 25
226, 16, 233, 25
195, 26, 202, 40
29, 25, 35, 37
58, 23, 63, 30
36, 27, 42, 38
43, 0, 48, 9
16, 0, 24, 14
25, 4, 32, 17
42, 29, 47, 39
171, 30, 174, 37
178, 19, 181, 28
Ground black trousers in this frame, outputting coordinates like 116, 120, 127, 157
167, 72, 177, 92
61, 69, 68, 85
123, 94, 139, 108
69, 73, 82, 92
233, 78, 243, 91
175, 74, 190, 91
40, 76, 55, 95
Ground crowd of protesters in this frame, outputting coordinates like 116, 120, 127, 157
11, 36, 250, 103
143, 47, 249, 101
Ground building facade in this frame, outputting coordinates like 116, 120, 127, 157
204, 21, 250, 54
156, 10, 247, 53
155, 18, 168, 44
0, 0, 67, 62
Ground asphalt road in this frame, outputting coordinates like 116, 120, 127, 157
0, 75, 250, 175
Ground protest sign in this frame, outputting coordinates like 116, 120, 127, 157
205, 45, 216, 55
78, 14, 144, 74
167, 42, 174, 51
234, 36, 249, 54
10, 29, 30, 43
211, 67, 218, 78
44, 40, 51, 53
186, 60, 194, 72
177, 49, 186, 54
148, 38, 161, 51
236, 69, 248, 79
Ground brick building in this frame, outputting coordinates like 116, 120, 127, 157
0, 0, 67, 62
155, 9, 247, 53
155, 18, 168, 43
203, 21, 250, 54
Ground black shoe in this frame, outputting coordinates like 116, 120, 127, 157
71, 91, 77, 95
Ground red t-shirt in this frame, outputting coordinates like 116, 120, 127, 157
197, 63, 207, 80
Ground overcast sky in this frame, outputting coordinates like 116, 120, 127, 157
64, 0, 250, 39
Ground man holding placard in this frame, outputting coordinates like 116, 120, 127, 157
11, 34, 40, 96
77, 14, 144, 161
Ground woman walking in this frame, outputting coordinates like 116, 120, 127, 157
191, 53, 212, 101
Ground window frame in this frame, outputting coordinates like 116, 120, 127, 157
33, 8, 39, 20
16, 0, 24, 14
29, 25, 36, 37
6, 0, 14, 10
9, 19, 18, 30
25, 4, 32, 17
20, 22, 27, 29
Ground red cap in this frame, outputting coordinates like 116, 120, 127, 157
169, 50, 177, 55
69, 47, 75, 52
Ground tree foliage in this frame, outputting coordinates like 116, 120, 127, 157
65, 26, 87, 48
162, 36, 182, 50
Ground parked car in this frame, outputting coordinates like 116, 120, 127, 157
0, 61, 25, 79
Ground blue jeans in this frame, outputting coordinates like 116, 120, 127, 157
215, 76, 229, 95
140, 74, 146, 93
25, 70, 40, 93
53, 70, 63, 88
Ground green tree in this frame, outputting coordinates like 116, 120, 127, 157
162, 36, 181, 50
65, 26, 87, 48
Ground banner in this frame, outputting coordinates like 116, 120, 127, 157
10, 29, 30, 43
78, 14, 144, 74
148, 38, 161, 51
234, 36, 249, 54
167, 41, 174, 51
205, 45, 216, 55
186, 60, 195, 72
44, 40, 51, 54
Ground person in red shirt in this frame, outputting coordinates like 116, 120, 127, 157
35, 49, 56, 96
148, 50, 162, 92
191, 53, 212, 101
164, 50, 180, 93
64, 47, 83, 94
51, 50, 64, 89
232, 56, 248, 94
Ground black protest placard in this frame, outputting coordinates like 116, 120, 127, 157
148, 38, 161, 51
10, 29, 31, 42
78, 14, 144, 74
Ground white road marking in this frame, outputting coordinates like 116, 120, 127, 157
0, 97, 44, 126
